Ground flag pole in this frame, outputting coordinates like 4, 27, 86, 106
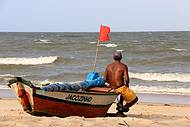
93, 24, 110, 72
93, 40, 100, 72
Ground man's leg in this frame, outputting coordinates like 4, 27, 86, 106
116, 95, 126, 116
124, 96, 138, 107
116, 95, 123, 111
118, 94, 124, 105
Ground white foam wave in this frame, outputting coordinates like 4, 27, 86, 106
34, 39, 53, 44
131, 85, 190, 95
116, 49, 124, 52
129, 72, 190, 83
0, 74, 15, 78
89, 42, 97, 44
132, 40, 139, 43
0, 74, 26, 80
35, 41, 53, 44
100, 43, 118, 47
0, 56, 58, 65
170, 48, 187, 52
0, 85, 9, 89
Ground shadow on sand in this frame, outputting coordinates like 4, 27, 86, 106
106, 113, 127, 117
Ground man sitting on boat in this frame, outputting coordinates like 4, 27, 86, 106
104, 51, 138, 116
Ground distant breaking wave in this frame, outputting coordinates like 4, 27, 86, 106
88, 42, 97, 44
34, 39, 53, 44
0, 85, 9, 89
131, 85, 190, 95
116, 49, 124, 52
170, 48, 187, 52
0, 74, 15, 78
129, 72, 190, 83
0, 56, 58, 65
89, 42, 118, 48
100, 43, 118, 47
0, 74, 25, 83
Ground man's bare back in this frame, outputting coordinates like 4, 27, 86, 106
104, 61, 129, 89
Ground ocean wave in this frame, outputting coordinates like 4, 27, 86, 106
129, 72, 190, 83
100, 43, 118, 47
89, 41, 118, 47
0, 56, 58, 65
0, 74, 26, 78
34, 39, 53, 44
131, 85, 190, 95
0, 74, 17, 89
0, 85, 9, 89
88, 42, 97, 44
116, 49, 124, 52
0, 74, 27, 82
0, 74, 15, 78
170, 48, 187, 52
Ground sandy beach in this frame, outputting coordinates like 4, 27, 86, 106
0, 98, 190, 127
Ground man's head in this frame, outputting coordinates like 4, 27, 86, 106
113, 51, 122, 61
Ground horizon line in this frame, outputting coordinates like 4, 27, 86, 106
0, 30, 190, 33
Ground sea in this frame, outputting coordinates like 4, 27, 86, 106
0, 32, 190, 97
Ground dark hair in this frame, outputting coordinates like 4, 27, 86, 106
113, 56, 122, 60
113, 51, 122, 61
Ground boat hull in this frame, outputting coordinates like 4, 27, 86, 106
33, 94, 111, 117
8, 77, 118, 118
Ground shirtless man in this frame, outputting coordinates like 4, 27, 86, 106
104, 51, 138, 116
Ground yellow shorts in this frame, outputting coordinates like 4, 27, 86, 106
115, 85, 137, 103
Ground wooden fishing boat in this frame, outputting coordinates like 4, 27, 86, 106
8, 77, 118, 118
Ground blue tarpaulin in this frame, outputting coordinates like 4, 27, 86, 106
80, 72, 105, 89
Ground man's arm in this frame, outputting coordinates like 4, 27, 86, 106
104, 67, 111, 88
124, 65, 129, 87
104, 68, 108, 81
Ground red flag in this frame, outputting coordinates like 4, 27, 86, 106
98, 25, 110, 42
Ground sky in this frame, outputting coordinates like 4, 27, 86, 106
0, 0, 190, 32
